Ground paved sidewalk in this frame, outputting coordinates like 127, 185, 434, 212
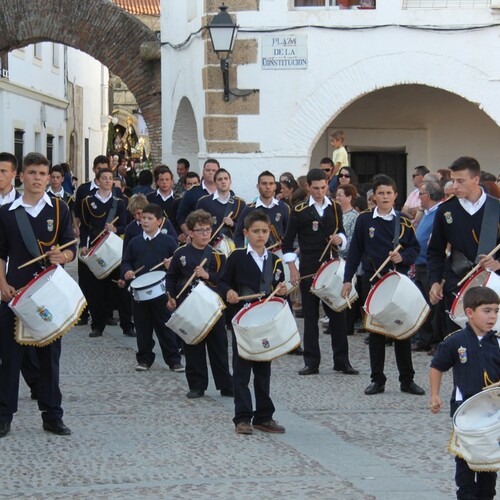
1, 264, 456, 499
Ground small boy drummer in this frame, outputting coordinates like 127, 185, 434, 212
429, 286, 500, 500
120, 203, 183, 372
166, 209, 233, 399
219, 210, 288, 435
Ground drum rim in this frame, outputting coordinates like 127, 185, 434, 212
10, 264, 58, 305
234, 296, 286, 322
453, 386, 500, 430
130, 271, 166, 290
88, 231, 114, 256
450, 269, 492, 314
311, 257, 342, 289
364, 270, 401, 313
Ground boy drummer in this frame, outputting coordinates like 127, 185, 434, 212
120, 203, 183, 373
166, 209, 233, 399
219, 210, 288, 435
429, 286, 500, 500
0, 152, 75, 437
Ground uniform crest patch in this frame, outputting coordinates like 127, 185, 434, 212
369, 227, 375, 239
91, 202, 97, 210
275, 213, 281, 222
261, 338, 270, 349
458, 346, 467, 363
274, 269, 282, 281
180, 256, 186, 267
47, 219, 54, 232
444, 211, 453, 224
312, 221, 319, 232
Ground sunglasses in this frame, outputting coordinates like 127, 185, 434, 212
339, 173, 351, 178
321, 168, 332, 173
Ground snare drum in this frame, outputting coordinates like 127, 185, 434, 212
9, 265, 87, 347
166, 282, 225, 345
310, 258, 358, 312
450, 270, 500, 330
213, 235, 235, 257
364, 271, 429, 340
232, 297, 300, 361
84, 232, 123, 279
449, 387, 500, 472
130, 271, 166, 302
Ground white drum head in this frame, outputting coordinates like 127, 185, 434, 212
131, 271, 166, 289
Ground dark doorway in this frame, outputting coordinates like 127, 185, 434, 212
350, 151, 407, 209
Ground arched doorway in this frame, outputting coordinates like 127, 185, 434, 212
170, 97, 200, 170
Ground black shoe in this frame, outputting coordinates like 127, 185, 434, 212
363, 336, 370, 345
287, 346, 304, 355
401, 382, 425, 395
335, 364, 359, 375
76, 316, 88, 326
30, 392, 38, 400
364, 382, 385, 395
220, 388, 234, 397
298, 366, 319, 376
106, 317, 118, 326
0, 421, 11, 438
43, 419, 71, 435
123, 328, 136, 337
89, 329, 103, 338
323, 328, 331, 335
186, 389, 205, 399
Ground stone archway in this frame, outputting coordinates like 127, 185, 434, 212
285, 52, 500, 158
0, 0, 161, 161
172, 97, 199, 161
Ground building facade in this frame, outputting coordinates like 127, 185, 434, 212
161, 0, 500, 200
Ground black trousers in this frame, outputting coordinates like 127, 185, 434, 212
300, 276, 350, 370
0, 303, 63, 423
80, 262, 133, 333
362, 275, 415, 386
455, 456, 497, 500
231, 334, 275, 425
184, 317, 232, 391
132, 296, 180, 368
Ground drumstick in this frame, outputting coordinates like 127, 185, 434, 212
457, 242, 500, 287
286, 285, 298, 296
176, 258, 207, 299
238, 293, 264, 302
209, 212, 233, 243
369, 244, 402, 282
318, 229, 338, 262
266, 241, 281, 252
90, 217, 120, 245
263, 284, 283, 304
483, 380, 500, 390
17, 239, 78, 269
345, 293, 352, 310
149, 261, 166, 271
132, 265, 145, 275
298, 272, 317, 281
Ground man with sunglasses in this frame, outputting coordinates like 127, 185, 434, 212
402, 165, 429, 220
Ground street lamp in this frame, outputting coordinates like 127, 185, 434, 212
207, 3, 239, 102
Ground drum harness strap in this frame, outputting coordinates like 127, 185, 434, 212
178, 245, 214, 294
475, 195, 500, 264
87, 196, 118, 241
14, 198, 61, 268
314, 203, 340, 261
239, 254, 273, 298
219, 197, 235, 237
367, 212, 401, 283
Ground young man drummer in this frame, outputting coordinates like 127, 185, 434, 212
341, 174, 425, 396
219, 210, 288, 435
282, 168, 358, 376
166, 209, 233, 399
0, 152, 75, 437
79, 168, 134, 338
120, 203, 183, 373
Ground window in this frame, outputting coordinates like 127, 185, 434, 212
52, 43, 59, 68
294, 1, 375, 7
34, 43, 42, 60
402, 0, 490, 7
46, 134, 54, 165
14, 130, 24, 187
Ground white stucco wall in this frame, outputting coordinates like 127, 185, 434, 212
162, 0, 500, 200
0, 43, 107, 184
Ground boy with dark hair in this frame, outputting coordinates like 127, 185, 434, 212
166, 209, 233, 399
430, 286, 500, 500
342, 174, 425, 396
48, 164, 75, 215
283, 168, 357, 376
0, 152, 75, 437
120, 203, 183, 372
80, 168, 134, 338
219, 210, 288, 434
0, 152, 18, 207
147, 166, 180, 234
